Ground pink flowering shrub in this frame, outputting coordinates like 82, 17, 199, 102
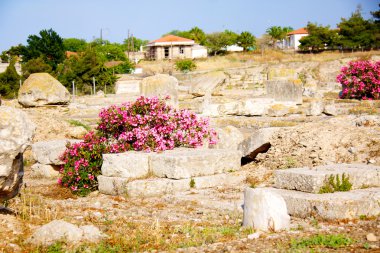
337, 60, 380, 100
59, 96, 218, 196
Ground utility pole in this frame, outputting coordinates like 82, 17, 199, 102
72, 81, 75, 102
93, 77, 96, 95
100, 28, 103, 45
127, 29, 130, 58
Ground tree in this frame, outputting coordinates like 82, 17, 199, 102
299, 23, 338, 52
371, 4, 380, 48
237, 31, 256, 51
123, 36, 149, 51
1, 51, 9, 63
338, 7, 375, 50
266, 26, 293, 48
21, 57, 52, 79
23, 29, 65, 70
96, 43, 127, 61
188, 26, 206, 45
63, 38, 87, 52
205, 32, 231, 55
0, 59, 20, 98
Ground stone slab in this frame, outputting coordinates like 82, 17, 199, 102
150, 148, 241, 179
98, 172, 246, 197
266, 80, 303, 104
30, 163, 59, 178
264, 187, 380, 220
274, 164, 380, 193
32, 139, 80, 165
101, 152, 150, 179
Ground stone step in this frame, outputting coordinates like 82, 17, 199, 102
101, 148, 242, 180
264, 187, 380, 220
98, 171, 246, 197
274, 164, 380, 193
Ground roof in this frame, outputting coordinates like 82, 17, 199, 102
104, 61, 124, 68
287, 28, 308, 35
65, 51, 78, 58
147, 35, 194, 46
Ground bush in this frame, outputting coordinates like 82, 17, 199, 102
337, 60, 380, 100
59, 96, 218, 196
175, 59, 196, 73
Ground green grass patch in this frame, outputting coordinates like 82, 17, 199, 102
67, 119, 91, 131
290, 234, 354, 250
319, 173, 352, 194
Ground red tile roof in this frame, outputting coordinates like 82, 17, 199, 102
287, 28, 308, 35
65, 51, 78, 58
151, 35, 194, 43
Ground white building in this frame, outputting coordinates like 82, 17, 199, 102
191, 44, 208, 58
286, 28, 309, 50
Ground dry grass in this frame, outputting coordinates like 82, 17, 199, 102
348, 102, 378, 115
269, 121, 298, 127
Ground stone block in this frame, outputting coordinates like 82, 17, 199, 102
266, 80, 303, 104
236, 98, 274, 116
30, 163, 59, 178
211, 126, 244, 150
238, 128, 279, 158
101, 152, 150, 178
97, 175, 129, 195
140, 74, 178, 108
243, 187, 290, 231
150, 148, 241, 179
115, 79, 141, 94
126, 178, 190, 197
267, 68, 297, 81
32, 139, 80, 165
305, 100, 324, 116
266, 187, 380, 220
190, 71, 226, 97
274, 164, 380, 193
192, 172, 246, 189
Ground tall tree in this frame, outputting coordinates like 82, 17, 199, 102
237, 31, 256, 51
63, 38, 87, 52
188, 26, 206, 45
266, 26, 293, 48
338, 7, 375, 50
0, 59, 20, 98
299, 23, 338, 51
23, 29, 65, 70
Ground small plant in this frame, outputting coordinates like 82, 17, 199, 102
189, 178, 195, 188
175, 59, 196, 73
67, 119, 91, 131
319, 173, 352, 194
337, 60, 380, 100
290, 234, 354, 249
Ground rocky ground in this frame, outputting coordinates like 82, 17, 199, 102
1, 94, 380, 252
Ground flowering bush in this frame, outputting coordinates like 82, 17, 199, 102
337, 60, 380, 100
59, 96, 218, 196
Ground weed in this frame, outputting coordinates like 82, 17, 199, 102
363, 242, 371, 250
290, 234, 354, 249
280, 156, 299, 169
189, 178, 195, 188
359, 215, 367, 220
67, 119, 91, 131
319, 173, 352, 194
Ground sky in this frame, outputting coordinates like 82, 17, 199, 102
0, 0, 378, 51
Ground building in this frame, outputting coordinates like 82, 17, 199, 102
146, 35, 207, 60
286, 28, 309, 50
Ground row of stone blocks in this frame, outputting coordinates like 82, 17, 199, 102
98, 148, 245, 197
270, 163, 380, 220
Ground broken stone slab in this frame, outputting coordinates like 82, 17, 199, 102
265, 187, 380, 220
266, 79, 303, 105
150, 148, 241, 179
140, 74, 178, 108
32, 139, 80, 165
323, 103, 337, 116
274, 164, 380, 193
236, 98, 274, 116
190, 71, 226, 97
238, 127, 280, 159
101, 152, 150, 178
243, 187, 290, 232
98, 171, 246, 197
305, 100, 324, 116
211, 126, 245, 150
30, 163, 59, 178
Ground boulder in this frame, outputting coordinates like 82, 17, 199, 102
32, 139, 80, 165
18, 73, 70, 107
238, 128, 279, 159
30, 164, 59, 178
243, 187, 290, 231
190, 71, 226, 97
140, 74, 178, 107
28, 220, 105, 246
305, 100, 324, 116
0, 106, 35, 202
211, 126, 244, 150
323, 103, 337, 116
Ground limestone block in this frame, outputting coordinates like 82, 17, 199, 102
190, 71, 226, 97
323, 103, 337, 116
237, 98, 274, 116
243, 187, 290, 231
238, 128, 279, 158
211, 126, 244, 150
0, 106, 35, 201
274, 164, 380, 193
266, 187, 380, 220
140, 74, 178, 107
30, 163, 59, 178
101, 152, 150, 178
18, 73, 70, 107
126, 178, 190, 197
266, 80, 303, 105
192, 172, 246, 189
305, 100, 324, 116
218, 101, 240, 115
150, 148, 241, 179
267, 104, 291, 117
97, 175, 129, 195
32, 139, 80, 165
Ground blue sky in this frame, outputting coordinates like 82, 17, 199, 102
0, 0, 378, 51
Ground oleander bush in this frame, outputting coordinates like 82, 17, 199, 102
337, 60, 380, 100
59, 96, 218, 196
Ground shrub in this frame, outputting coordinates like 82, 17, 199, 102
337, 60, 380, 100
319, 173, 352, 194
59, 96, 218, 195
175, 59, 196, 73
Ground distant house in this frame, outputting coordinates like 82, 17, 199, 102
286, 28, 309, 50
146, 35, 207, 60
226, 45, 244, 52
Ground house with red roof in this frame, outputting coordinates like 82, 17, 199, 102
146, 35, 207, 60
286, 28, 309, 50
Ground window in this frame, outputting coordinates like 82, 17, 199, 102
164, 47, 169, 58
179, 46, 184, 54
